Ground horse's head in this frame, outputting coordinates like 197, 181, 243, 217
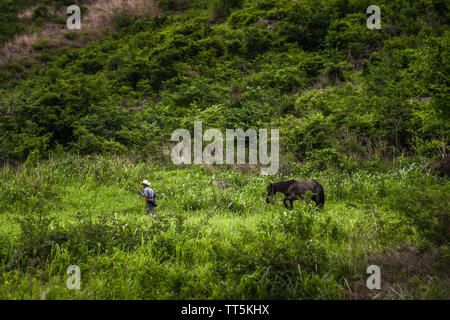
266, 183, 274, 203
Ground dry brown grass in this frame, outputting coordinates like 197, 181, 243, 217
17, 5, 38, 20
84, 0, 161, 32
0, 0, 161, 64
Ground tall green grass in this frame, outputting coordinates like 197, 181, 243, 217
0, 155, 448, 299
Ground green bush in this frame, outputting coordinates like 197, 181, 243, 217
0, 0, 448, 175
209, 0, 244, 20
414, 139, 446, 159
393, 184, 450, 245
32, 5, 50, 21
304, 148, 357, 172
112, 10, 136, 30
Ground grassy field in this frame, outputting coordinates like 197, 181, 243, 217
0, 155, 448, 300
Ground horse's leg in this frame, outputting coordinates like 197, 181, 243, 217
313, 194, 320, 207
283, 197, 289, 209
287, 195, 298, 211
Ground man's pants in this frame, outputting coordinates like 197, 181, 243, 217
146, 202, 156, 215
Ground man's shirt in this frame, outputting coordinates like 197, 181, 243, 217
143, 187, 155, 201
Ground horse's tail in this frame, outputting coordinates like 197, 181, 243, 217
318, 188, 325, 208
312, 180, 325, 208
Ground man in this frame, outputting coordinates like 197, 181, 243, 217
139, 180, 157, 215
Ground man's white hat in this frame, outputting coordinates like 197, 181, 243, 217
142, 180, 150, 186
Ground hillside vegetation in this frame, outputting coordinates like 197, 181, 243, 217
0, 155, 448, 299
0, 0, 448, 164
0, 0, 448, 299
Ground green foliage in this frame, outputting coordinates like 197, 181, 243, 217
112, 9, 136, 30
0, 156, 447, 299
280, 114, 334, 160
209, 0, 244, 20
325, 13, 386, 60
304, 148, 357, 172
0, 0, 448, 164
0, 1, 449, 299
32, 5, 50, 22
393, 184, 450, 245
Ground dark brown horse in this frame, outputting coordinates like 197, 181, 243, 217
266, 179, 325, 210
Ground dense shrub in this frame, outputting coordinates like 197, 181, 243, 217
0, 0, 447, 168
393, 184, 450, 245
